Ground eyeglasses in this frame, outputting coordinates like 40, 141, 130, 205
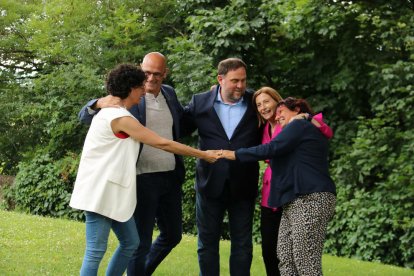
144, 71, 164, 79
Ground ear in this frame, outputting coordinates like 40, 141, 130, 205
217, 75, 223, 86
163, 67, 169, 79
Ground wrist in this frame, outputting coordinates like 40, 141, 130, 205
92, 99, 100, 110
86, 99, 100, 115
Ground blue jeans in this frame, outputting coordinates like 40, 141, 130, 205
127, 171, 182, 276
80, 211, 139, 276
196, 184, 255, 276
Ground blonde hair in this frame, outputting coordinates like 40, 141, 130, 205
252, 87, 283, 127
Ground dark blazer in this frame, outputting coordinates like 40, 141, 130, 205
236, 119, 336, 208
78, 84, 186, 184
182, 85, 261, 199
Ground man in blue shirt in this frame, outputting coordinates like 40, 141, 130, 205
182, 58, 260, 276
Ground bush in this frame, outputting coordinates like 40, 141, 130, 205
181, 156, 197, 235
4, 151, 83, 220
325, 116, 414, 268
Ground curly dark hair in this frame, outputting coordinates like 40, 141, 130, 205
105, 63, 146, 99
277, 97, 314, 115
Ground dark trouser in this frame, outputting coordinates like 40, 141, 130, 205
127, 171, 182, 276
196, 184, 255, 276
260, 206, 282, 276
277, 192, 336, 276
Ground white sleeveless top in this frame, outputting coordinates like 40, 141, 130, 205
70, 107, 140, 222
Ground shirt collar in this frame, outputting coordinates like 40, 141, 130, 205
145, 91, 163, 100
216, 87, 244, 105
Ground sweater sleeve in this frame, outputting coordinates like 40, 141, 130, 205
236, 120, 304, 162
313, 113, 333, 139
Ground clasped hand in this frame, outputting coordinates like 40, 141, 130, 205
205, 149, 236, 162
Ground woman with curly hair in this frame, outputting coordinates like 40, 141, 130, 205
70, 63, 218, 276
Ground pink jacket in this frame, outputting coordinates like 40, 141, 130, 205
261, 113, 333, 209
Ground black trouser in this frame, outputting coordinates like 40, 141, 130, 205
261, 206, 282, 276
127, 171, 182, 276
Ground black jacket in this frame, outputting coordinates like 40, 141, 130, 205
182, 85, 261, 199
236, 119, 336, 208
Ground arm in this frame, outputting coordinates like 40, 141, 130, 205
290, 112, 333, 139
78, 99, 99, 125
312, 113, 333, 139
180, 96, 198, 137
112, 116, 218, 163
237, 120, 304, 162
221, 150, 236, 160
78, 95, 123, 125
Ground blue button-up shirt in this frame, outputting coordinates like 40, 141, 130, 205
214, 89, 247, 139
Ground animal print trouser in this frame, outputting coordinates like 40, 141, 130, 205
277, 192, 336, 276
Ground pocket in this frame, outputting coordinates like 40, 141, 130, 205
107, 171, 130, 188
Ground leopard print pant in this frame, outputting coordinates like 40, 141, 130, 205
277, 192, 336, 276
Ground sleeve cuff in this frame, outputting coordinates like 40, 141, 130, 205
86, 106, 97, 115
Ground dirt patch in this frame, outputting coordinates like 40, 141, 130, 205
0, 175, 15, 187
0, 175, 15, 205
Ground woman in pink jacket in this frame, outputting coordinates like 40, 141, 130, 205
252, 87, 333, 276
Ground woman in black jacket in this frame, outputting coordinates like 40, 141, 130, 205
220, 97, 336, 276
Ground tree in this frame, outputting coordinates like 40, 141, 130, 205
1, 0, 413, 267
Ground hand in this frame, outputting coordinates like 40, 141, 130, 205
204, 150, 221, 163
289, 113, 309, 123
95, 95, 123, 109
210, 149, 227, 159
221, 150, 236, 160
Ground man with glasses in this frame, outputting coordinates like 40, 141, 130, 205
78, 52, 185, 275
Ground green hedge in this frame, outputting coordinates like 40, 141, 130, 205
3, 151, 83, 221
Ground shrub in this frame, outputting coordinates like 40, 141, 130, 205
181, 156, 197, 235
4, 151, 83, 220
325, 116, 414, 268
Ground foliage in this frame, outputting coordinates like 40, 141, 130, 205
181, 156, 197, 234
3, 151, 83, 220
327, 60, 414, 267
0, 0, 178, 175
1, 0, 414, 268
166, 37, 216, 103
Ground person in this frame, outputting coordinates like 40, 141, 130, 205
220, 97, 336, 276
78, 52, 187, 275
252, 87, 333, 276
182, 58, 261, 275
70, 63, 218, 276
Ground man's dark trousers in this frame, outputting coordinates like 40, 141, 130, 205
127, 171, 182, 275
196, 183, 255, 276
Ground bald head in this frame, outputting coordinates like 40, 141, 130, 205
142, 52, 167, 68
141, 52, 168, 96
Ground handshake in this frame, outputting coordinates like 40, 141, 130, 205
202, 149, 235, 163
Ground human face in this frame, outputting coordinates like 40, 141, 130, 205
141, 53, 167, 95
255, 93, 278, 124
275, 104, 299, 127
217, 67, 246, 104
130, 85, 146, 105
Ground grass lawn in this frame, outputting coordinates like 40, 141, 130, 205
0, 210, 413, 275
